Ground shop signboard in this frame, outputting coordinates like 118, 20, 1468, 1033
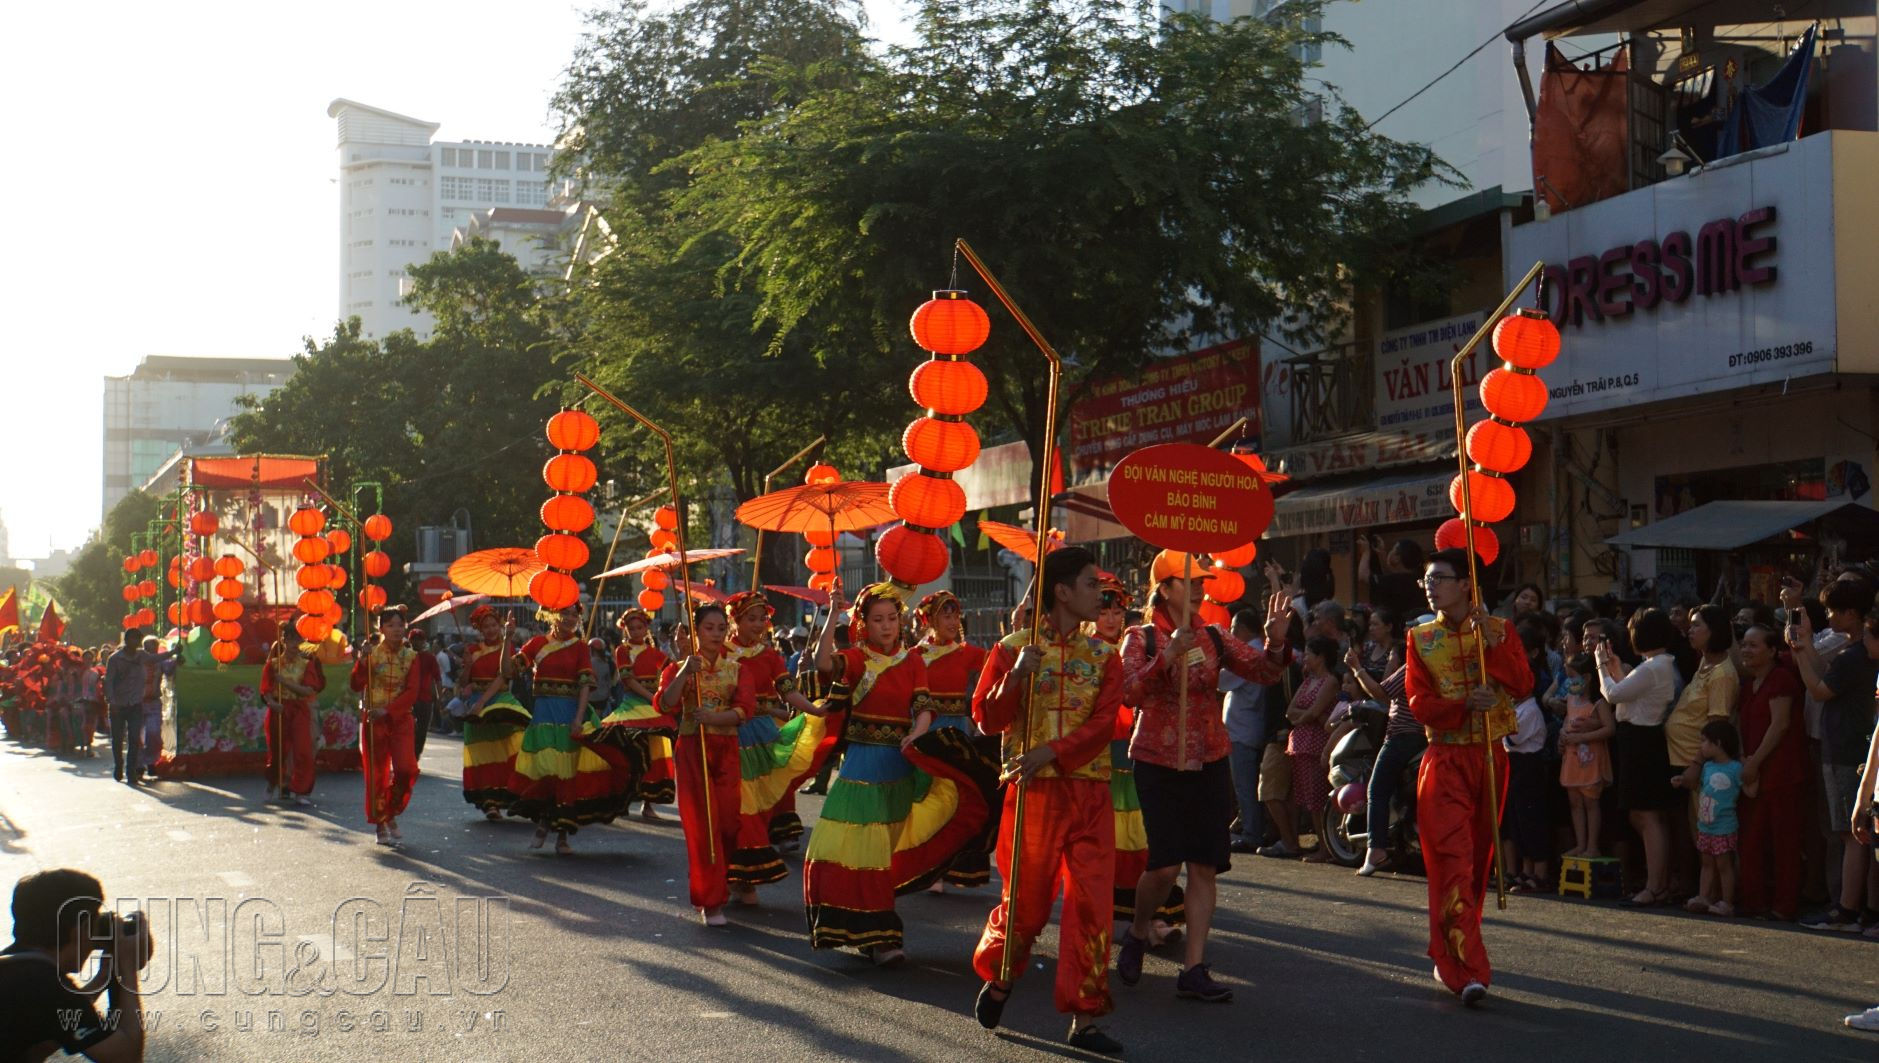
1068, 339, 1259, 478
1373, 310, 1490, 432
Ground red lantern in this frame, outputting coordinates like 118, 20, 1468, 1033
808, 572, 838, 592
804, 528, 836, 548
901, 417, 981, 473
211, 640, 241, 664
641, 569, 670, 592
541, 494, 596, 533
136, 608, 157, 628
1215, 541, 1259, 568
322, 602, 344, 625
535, 533, 590, 571
189, 511, 219, 537
136, 579, 155, 598
1197, 600, 1232, 627
167, 603, 184, 626
1480, 368, 1548, 423
292, 538, 332, 565
804, 463, 841, 486
189, 557, 215, 583
653, 505, 679, 531
1434, 517, 1501, 566
1492, 309, 1561, 371
213, 600, 244, 622
214, 555, 244, 579
1448, 470, 1516, 524
637, 589, 665, 612
325, 529, 352, 554
358, 585, 388, 612
649, 528, 678, 552
326, 564, 348, 590
296, 615, 333, 642
909, 358, 989, 416
909, 291, 991, 355
211, 620, 242, 641
138, 548, 158, 568
214, 578, 243, 599
546, 408, 601, 452
1206, 566, 1247, 604
1465, 419, 1532, 475
165, 568, 181, 589
297, 590, 336, 616
528, 569, 579, 611
121, 586, 139, 603
876, 524, 950, 586
186, 600, 212, 626
288, 507, 326, 537
543, 454, 598, 494
362, 514, 393, 542
297, 565, 332, 591
805, 547, 839, 574
363, 551, 391, 579
122, 555, 138, 574
889, 473, 966, 530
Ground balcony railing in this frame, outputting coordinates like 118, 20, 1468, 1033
1285, 341, 1370, 444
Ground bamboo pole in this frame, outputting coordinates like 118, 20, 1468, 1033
585, 485, 672, 641
752, 436, 827, 593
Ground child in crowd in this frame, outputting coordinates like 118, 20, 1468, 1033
1675, 719, 1753, 916
1502, 693, 1551, 891
1558, 653, 1615, 857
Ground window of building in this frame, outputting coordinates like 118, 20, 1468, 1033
516, 181, 547, 206
495, 151, 510, 170
477, 149, 494, 168
440, 147, 458, 167
441, 176, 472, 200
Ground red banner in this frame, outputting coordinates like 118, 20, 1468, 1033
1106, 444, 1274, 553
1069, 340, 1259, 478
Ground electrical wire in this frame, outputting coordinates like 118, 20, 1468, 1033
1361, 0, 1551, 131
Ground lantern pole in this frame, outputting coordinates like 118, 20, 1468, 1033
1449, 259, 1544, 912
585, 485, 673, 642
955, 238, 1061, 985
1207, 416, 1251, 448
753, 436, 827, 593
572, 372, 716, 864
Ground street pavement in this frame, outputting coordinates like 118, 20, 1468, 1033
3, 733, 1876, 1062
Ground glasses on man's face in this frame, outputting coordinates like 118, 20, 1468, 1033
1417, 575, 1459, 589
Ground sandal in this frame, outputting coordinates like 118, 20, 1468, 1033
1623, 887, 1671, 908
529, 826, 549, 850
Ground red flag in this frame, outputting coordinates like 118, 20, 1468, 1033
36, 600, 64, 643
0, 588, 19, 635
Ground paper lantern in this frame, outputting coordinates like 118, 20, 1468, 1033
139, 548, 158, 568
189, 557, 215, 583
189, 511, 219, 537
362, 514, 393, 542
211, 640, 241, 664
1448, 470, 1516, 524
641, 569, 670, 591
213, 600, 244, 622
325, 529, 352, 554
295, 615, 333, 642
288, 507, 326, 537
214, 555, 244, 579
358, 585, 388, 612
804, 528, 836, 548
1214, 541, 1259, 568
121, 586, 138, 603
186, 600, 212, 626
1197, 600, 1232, 627
136, 579, 155, 598
297, 590, 336, 616
876, 524, 949, 587
1492, 309, 1561, 371
363, 550, 391, 579
1207, 566, 1247, 604
543, 454, 598, 494
649, 528, 678, 552
808, 572, 838, 592
653, 505, 679, 531
326, 564, 347, 589
1480, 368, 1548, 423
804, 463, 841, 486
167, 603, 184, 626
909, 358, 989, 416
211, 620, 242, 641
535, 533, 590, 571
890, 473, 967, 530
214, 577, 244, 599
166, 567, 182, 589
322, 602, 344, 625
122, 555, 138, 574
805, 547, 839, 574
529, 569, 579, 611
297, 565, 331, 591
902, 417, 981, 473
546, 408, 601, 452
637, 589, 665, 612
292, 537, 332, 565
909, 291, 991, 355
541, 494, 596, 534
135, 608, 156, 628
1465, 419, 1532, 475
1434, 517, 1501, 566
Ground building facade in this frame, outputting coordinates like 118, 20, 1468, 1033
101, 356, 292, 518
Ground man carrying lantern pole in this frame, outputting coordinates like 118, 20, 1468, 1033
261, 636, 325, 806
351, 604, 424, 846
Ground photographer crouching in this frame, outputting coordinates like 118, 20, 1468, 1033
1, 868, 151, 1062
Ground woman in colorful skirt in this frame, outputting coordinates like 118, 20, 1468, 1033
802, 583, 998, 966
915, 590, 994, 892
658, 603, 755, 926
722, 591, 830, 904
508, 604, 634, 855
1092, 574, 1184, 941
606, 608, 675, 820
459, 606, 530, 821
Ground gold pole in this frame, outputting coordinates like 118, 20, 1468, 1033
586, 486, 671, 641
1449, 259, 1544, 912
1208, 416, 1251, 448
573, 373, 715, 865
753, 436, 827, 592
957, 238, 1061, 984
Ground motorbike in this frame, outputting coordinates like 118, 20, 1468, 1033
1317, 700, 1422, 869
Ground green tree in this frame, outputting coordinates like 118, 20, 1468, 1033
53, 490, 164, 646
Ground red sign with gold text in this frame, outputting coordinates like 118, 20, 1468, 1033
1069, 340, 1259, 477
1106, 444, 1275, 553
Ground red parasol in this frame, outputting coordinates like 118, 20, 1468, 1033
765, 584, 832, 607
672, 578, 731, 604
978, 520, 1064, 561
412, 592, 490, 625
733, 481, 896, 535
590, 548, 744, 581
446, 548, 544, 598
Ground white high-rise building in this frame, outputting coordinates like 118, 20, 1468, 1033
328, 99, 556, 341
101, 356, 293, 518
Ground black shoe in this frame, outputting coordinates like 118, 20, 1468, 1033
1229, 838, 1259, 855
113, 765, 123, 782
1067, 1023, 1124, 1055
1175, 963, 1233, 1002
1460, 981, 1488, 1007
974, 982, 1009, 1030
1802, 904, 1862, 931
1116, 929, 1146, 987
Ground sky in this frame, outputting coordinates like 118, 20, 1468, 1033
0, 0, 912, 563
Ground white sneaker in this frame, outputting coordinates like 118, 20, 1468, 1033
292, 794, 312, 807
1461, 982, 1488, 1007
1847, 1006, 1879, 1032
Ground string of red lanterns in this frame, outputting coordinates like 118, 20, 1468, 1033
1437, 309, 1561, 565
802, 462, 844, 594
357, 512, 393, 614
209, 554, 245, 664
531, 408, 600, 611
637, 505, 679, 612
287, 506, 339, 644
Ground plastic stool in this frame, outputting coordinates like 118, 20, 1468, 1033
1557, 855, 1621, 899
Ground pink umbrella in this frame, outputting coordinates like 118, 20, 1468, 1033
412, 592, 490, 625
765, 584, 832, 607
590, 548, 745, 581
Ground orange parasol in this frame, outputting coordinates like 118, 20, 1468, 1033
446, 548, 544, 598
412, 592, 489, 625
979, 520, 1065, 561
590, 548, 745, 581
733, 481, 896, 535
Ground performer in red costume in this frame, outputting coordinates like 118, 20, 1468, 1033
971, 546, 1127, 1055
1404, 547, 1532, 1007
350, 606, 423, 846
459, 606, 529, 821
509, 604, 632, 855
261, 637, 325, 806
658, 603, 756, 925
917, 590, 994, 891
611, 608, 675, 820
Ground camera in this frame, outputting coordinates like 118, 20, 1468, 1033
99, 910, 144, 949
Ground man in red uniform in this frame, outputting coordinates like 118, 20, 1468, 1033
1404, 547, 1532, 1006
350, 605, 424, 846
971, 546, 1127, 1055
261, 638, 325, 806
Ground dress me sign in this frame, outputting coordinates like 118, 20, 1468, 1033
1541, 207, 1777, 327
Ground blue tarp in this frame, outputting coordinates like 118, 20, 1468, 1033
1716, 24, 1816, 158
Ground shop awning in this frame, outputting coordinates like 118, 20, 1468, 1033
1266, 469, 1454, 540
1265, 429, 1457, 483
1606, 500, 1878, 550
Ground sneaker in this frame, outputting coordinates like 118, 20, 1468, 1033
1707, 901, 1734, 917
1460, 982, 1487, 1007
1066, 1022, 1124, 1055
1115, 929, 1146, 987
292, 794, 313, 807
1802, 905, 1862, 932
1174, 963, 1233, 1002
974, 982, 1009, 1030
1846, 1006, 1879, 1032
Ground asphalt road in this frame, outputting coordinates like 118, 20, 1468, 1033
3, 733, 1876, 1062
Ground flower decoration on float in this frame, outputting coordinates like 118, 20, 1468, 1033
1439, 307, 1561, 567
878, 290, 991, 588
531, 407, 601, 612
